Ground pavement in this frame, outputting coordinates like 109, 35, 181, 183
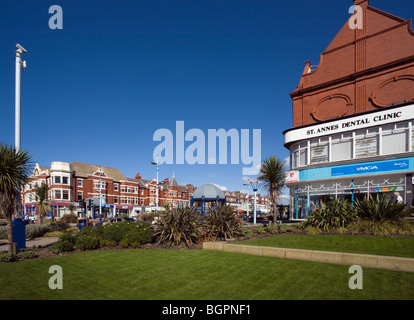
0, 237, 59, 252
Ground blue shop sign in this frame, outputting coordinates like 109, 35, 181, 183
300, 157, 413, 182
331, 159, 409, 177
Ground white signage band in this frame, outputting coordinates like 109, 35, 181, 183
284, 103, 414, 146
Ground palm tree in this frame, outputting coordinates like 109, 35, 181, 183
33, 182, 51, 224
258, 155, 287, 224
0, 144, 32, 254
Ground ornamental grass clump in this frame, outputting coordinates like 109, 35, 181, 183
204, 204, 244, 241
348, 195, 414, 236
355, 194, 410, 222
153, 206, 203, 247
303, 199, 358, 233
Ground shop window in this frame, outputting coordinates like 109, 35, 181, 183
355, 130, 378, 158
299, 142, 308, 167
310, 139, 329, 164
382, 124, 407, 155
331, 134, 352, 161
290, 144, 299, 168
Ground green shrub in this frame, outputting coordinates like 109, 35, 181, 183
16, 250, 37, 259
24, 223, 70, 239
355, 195, 411, 222
204, 205, 244, 241
59, 233, 77, 244
49, 222, 70, 232
100, 223, 128, 243
0, 226, 6, 239
303, 199, 358, 232
120, 222, 154, 248
278, 224, 291, 233
43, 231, 65, 237
99, 239, 117, 247
50, 233, 76, 253
60, 213, 78, 223
50, 241, 75, 253
26, 224, 51, 239
153, 206, 203, 247
75, 235, 100, 250
347, 219, 414, 236
77, 226, 102, 239
0, 253, 18, 263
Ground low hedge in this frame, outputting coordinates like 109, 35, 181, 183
49, 221, 154, 253
0, 222, 70, 240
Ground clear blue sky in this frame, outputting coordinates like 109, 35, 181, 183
1, 0, 413, 194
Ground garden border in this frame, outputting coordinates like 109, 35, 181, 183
202, 242, 414, 272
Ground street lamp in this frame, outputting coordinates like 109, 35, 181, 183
99, 168, 103, 221
151, 155, 161, 211
15, 44, 27, 151
244, 179, 260, 224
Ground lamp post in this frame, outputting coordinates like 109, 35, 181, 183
151, 155, 160, 211
15, 44, 27, 152
245, 179, 260, 225
99, 168, 103, 221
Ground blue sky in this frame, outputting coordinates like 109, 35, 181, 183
1, 0, 413, 194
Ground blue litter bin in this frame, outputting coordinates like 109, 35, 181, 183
78, 218, 87, 230
13, 218, 26, 250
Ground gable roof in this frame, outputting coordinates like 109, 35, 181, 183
71, 162, 126, 181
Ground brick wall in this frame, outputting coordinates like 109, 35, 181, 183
290, 1, 414, 127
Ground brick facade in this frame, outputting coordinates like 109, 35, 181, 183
22, 161, 270, 218
290, 0, 414, 127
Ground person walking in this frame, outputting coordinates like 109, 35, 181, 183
310, 201, 317, 213
394, 192, 403, 203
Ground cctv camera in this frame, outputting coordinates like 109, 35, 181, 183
16, 43, 27, 53
22, 61, 27, 70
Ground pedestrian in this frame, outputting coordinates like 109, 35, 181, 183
394, 192, 403, 203
310, 201, 317, 213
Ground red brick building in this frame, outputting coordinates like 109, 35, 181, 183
290, 0, 414, 128
22, 161, 198, 219
284, 0, 414, 219
22, 161, 269, 219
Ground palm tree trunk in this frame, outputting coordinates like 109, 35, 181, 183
6, 217, 14, 254
271, 191, 278, 224
273, 205, 277, 224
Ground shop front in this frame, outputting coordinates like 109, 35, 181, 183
288, 157, 414, 220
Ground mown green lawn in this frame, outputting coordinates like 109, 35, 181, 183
0, 248, 413, 300
236, 234, 414, 258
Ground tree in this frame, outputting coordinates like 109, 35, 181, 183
258, 155, 287, 224
33, 182, 51, 224
0, 144, 32, 253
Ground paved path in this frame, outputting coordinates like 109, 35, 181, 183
0, 237, 59, 252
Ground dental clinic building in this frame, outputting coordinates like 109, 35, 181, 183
283, 0, 414, 219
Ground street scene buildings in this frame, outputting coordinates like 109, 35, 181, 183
22, 161, 270, 220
